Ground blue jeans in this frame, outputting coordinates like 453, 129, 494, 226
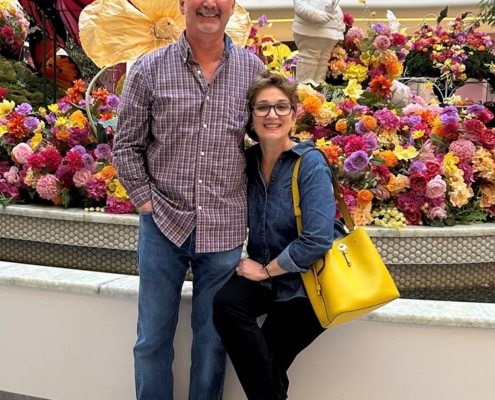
134, 212, 243, 400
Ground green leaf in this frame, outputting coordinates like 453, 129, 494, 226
369, 156, 386, 166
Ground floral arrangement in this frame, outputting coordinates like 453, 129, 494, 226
327, 6, 407, 86
404, 13, 495, 88
0, 0, 29, 58
0, 80, 133, 213
245, 15, 294, 76
292, 76, 495, 227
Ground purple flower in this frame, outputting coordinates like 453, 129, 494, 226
363, 133, 378, 151
344, 150, 369, 172
95, 143, 111, 159
352, 105, 369, 114
82, 153, 95, 170
371, 23, 388, 35
15, 102, 32, 115
78, 98, 94, 107
440, 106, 458, 125
258, 14, 268, 27
45, 113, 56, 125
24, 116, 40, 130
466, 104, 484, 115
106, 94, 120, 110
246, 44, 257, 54
71, 145, 86, 155
355, 120, 369, 135
404, 116, 422, 126
58, 101, 70, 112
409, 161, 427, 174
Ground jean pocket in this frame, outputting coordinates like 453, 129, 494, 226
139, 211, 153, 216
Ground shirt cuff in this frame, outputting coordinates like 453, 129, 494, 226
127, 184, 152, 209
277, 247, 307, 273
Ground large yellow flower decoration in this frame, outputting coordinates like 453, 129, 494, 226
79, 0, 252, 68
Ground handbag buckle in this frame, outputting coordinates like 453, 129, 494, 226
338, 244, 352, 267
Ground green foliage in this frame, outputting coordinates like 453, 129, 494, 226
479, 0, 495, 27
404, 51, 441, 79
0, 55, 64, 108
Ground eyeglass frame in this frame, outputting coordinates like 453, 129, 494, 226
250, 102, 295, 117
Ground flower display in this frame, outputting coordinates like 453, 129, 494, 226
0, 0, 29, 58
0, 80, 132, 213
327, 6, 407, 86
404, 13, 495, 89
292, 76, 495, 227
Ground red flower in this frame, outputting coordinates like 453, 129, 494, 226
6, 113, 29, 139
409, 172, 429, 192
41, 148, 63, 171
0, 88, 7, 101
64, 150, 84, 173
1, 26, 14, 38
27, 153, 45, 172
369, 76, 393, 97
480, 129, 495, 149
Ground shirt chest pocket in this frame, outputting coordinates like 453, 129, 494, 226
227, 97, 250, 139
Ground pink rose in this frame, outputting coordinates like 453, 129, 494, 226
3, 166, 20, 186
425, 175, 447, 199
427, 206, 447, 220
371, 186, 390, 201
73, 168, 93, 188
12, 143, 34, 164
295, 104, 306, 120
373, 35, 391, 50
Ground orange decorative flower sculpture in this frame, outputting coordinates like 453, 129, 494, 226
79, 0, 253, 67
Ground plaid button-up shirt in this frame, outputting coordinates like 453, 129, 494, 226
114, 33, 264, 252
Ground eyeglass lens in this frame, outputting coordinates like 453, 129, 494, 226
252, 103, 293, 116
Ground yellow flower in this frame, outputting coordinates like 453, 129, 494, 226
443, 153, 459, 176
55, 117, 69, 127
343, 79, 364, 100
108, 179, 128, 200
0, 125, 7, 137
34, 121, 45, 135
48, 104, 59, 113
0, 99, 15, 118
69, 110, 88, 128
358, 0, 366, 3
393, 145, 418, 160
413, 129, 425, 139
343, 62, 368, 83
38, 107, 47, 117
30, 133, 43, 151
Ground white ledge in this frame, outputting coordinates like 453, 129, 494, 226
1, 261, 494, 329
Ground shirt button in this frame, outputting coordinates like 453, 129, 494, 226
197, 70, 202, 74
203, 124, 207, 128
206, 96, 210, 100
200, 151, 205, 156
198, 206, 202, 210
198, 179, 203, 183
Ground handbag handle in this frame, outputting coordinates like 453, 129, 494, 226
291, 147, 355, 233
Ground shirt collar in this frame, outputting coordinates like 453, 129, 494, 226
178, 32, 234, 65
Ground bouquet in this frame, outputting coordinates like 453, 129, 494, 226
0, 0, 29, 58
0, 80, 134, 213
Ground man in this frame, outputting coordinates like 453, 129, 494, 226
113, 0, 264, 398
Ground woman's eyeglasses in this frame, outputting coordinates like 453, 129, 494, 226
251, 102, 294, 117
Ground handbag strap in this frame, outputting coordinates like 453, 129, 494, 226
291, 147, 355, 233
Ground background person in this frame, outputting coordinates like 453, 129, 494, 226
213, 71, 346, 400
113, 0, 264, 398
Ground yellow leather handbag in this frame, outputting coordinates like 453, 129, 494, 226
292, 148, 400, 328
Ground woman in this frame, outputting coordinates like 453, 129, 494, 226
213, 70, 345, 400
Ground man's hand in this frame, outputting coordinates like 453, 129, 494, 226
236, 258, 268, 281
138, 200, 153, 212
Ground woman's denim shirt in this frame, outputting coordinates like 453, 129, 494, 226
246, 140, 346, 301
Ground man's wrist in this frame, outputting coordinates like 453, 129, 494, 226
262, 263, 272, 279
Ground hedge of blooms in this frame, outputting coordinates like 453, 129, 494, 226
2, 10, 495, 225
0, 80, 134, 214
404, 13, 495, 88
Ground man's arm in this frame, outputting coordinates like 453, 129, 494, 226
113, 58, 153, 210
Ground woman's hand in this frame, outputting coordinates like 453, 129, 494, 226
236, 258, 268, 281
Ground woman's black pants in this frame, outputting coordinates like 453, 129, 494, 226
213, 274, 325, 400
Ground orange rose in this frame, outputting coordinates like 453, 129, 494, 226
379, 150, 398, 168
357, 189, 373, 205
56, 129, 70, 141
362, 116, 377, 131
335, 118, 347, 133
99, 165, 116, 181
